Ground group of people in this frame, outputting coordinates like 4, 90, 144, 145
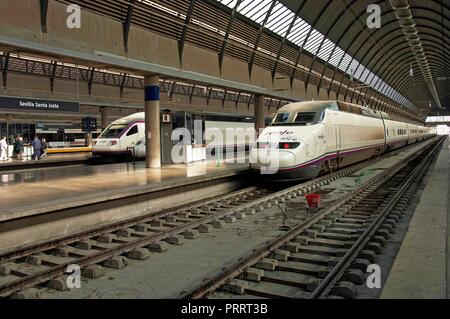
0, 135, 48, 161
31, 136, 48, 160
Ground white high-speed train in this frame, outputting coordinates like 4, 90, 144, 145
250, 100, 435, 181
93, 111, 260, 157
93, 112, 145, 156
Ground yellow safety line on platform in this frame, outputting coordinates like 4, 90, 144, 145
47, 147, 92, 154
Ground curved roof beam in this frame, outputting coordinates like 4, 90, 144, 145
289, 0, 333, 88
304, 0, 357, 94
390, 0, 442, 108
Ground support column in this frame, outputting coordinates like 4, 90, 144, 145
254, 94, 265, 135
144, 75, 161, 168
85, 132, 93, 147
101, 107, 110, 131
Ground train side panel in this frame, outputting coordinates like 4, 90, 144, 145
327, 111, 385, 167
384, 120, 409, 150
407, 123, 419, 144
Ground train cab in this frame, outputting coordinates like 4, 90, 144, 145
250, 101, 332, 180
93, 113, 145, 157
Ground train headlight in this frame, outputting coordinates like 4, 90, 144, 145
107, 140, 118, 146
279, 142, 300, 149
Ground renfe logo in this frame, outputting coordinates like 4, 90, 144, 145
265, 130, 293, 136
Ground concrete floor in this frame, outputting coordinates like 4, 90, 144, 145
0, 159, 248, 217
0, 153, 89, 165
381, 138, 450, 299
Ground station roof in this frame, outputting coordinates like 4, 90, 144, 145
277, 0, 449, 111
3, 0, 448, 122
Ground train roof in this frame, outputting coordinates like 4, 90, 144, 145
111, 112, 145, 125
278, 100, 389, 120
110, 110, 262, 125
278, 101, 333, 113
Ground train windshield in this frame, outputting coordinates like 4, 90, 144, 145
99, 124, 128, 138
271, 111, 322, 126
293, 112, 319, 125
271, 113, 291, 125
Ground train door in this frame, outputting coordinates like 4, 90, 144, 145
121, 124, 139, 150
323, 111, 340, 172
137, 123, 145, 141
324, 111, 339, 153
336, 124, 341, 153
333, 112, 343, 170
316, 133, 326, 158
305, 134, 315, 158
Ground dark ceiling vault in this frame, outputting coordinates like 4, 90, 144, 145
279, 0, 449, 113
29, 0, 450, 121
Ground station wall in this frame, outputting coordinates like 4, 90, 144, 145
0, 71, 260, 125
0, 0, 326, 103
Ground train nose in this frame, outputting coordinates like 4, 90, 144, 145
250, 149, 296, 168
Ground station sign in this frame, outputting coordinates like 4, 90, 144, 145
0, 96, 80, 113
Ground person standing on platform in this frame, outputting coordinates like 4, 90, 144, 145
32, 135, 42, 160
41, 138, 48, 159
13, 135, 24, 160
0, 136, 8, 161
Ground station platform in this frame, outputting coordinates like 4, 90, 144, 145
0, 153, 90, 172
0, 159, 249, 224
381, 138, 450, 299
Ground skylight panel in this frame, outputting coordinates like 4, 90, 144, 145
238, 0, 259, 16
316, 41, 334, 61
222, 0, 238, 7
240, 0, 271, 23
287, 19, 311, 46
304, 29, 324, 55
213, 0, 416, 109
266, 4, 289, 27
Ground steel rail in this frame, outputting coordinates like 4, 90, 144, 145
0, 146, 387, 264
180, 137, 441, 299
0, 184, 260, 263
310, 136, 446, 299
0, 138, 439, 298
0, 157, 374, 297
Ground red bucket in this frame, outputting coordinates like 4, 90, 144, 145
305, 193, 321, 208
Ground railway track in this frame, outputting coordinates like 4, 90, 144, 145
0, 138, 440, 298
0, 156, 380, 298
180, 137, 444, 299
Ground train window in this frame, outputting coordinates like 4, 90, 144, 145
273, 113, 291, 124
326, 103, 339, 111
293, 112, 318, 125
126, 125, 138, 136
99, 124, 128, 138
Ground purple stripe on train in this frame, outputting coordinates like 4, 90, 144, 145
279, 143, 386, 171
